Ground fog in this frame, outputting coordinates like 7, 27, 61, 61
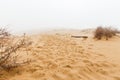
0, 0, 120, 34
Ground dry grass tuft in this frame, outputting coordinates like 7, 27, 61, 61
94, 26, 120, 40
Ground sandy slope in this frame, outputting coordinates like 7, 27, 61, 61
0, 30, 120, 80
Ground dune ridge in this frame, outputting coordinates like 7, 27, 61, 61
0, 34, 120, 80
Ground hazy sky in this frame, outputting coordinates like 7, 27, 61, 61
0, 0, 120, 34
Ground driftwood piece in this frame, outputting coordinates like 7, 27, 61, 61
71, 36, 88, 38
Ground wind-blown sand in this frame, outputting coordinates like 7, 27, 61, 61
0, 30, 120, 80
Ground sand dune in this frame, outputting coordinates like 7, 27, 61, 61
0, 31, 120, 80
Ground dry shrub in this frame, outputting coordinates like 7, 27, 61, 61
94, 26, 119, 40
0, 28, 32, 71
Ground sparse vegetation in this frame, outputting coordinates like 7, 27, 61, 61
0, 28, 32, 71
94, 26, 120, 40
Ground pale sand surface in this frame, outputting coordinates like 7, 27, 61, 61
0, 29, 120, 80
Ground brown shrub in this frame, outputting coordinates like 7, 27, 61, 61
94, 26, 119, 40
0, 28, 32, 71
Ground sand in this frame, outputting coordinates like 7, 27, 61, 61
0, 30, 120, 80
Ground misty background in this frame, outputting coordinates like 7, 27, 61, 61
0, 0, 120, 34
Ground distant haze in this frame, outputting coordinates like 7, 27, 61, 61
0, 0, 120, 34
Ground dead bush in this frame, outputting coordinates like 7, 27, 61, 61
94, 26, 119, 40
0, 28, 32, 71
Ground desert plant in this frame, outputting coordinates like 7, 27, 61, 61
94, 26, 119, 40
0, 28, 32, 71
94, 26, 104, 40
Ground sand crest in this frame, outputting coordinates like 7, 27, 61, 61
0, 33, 120, 80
